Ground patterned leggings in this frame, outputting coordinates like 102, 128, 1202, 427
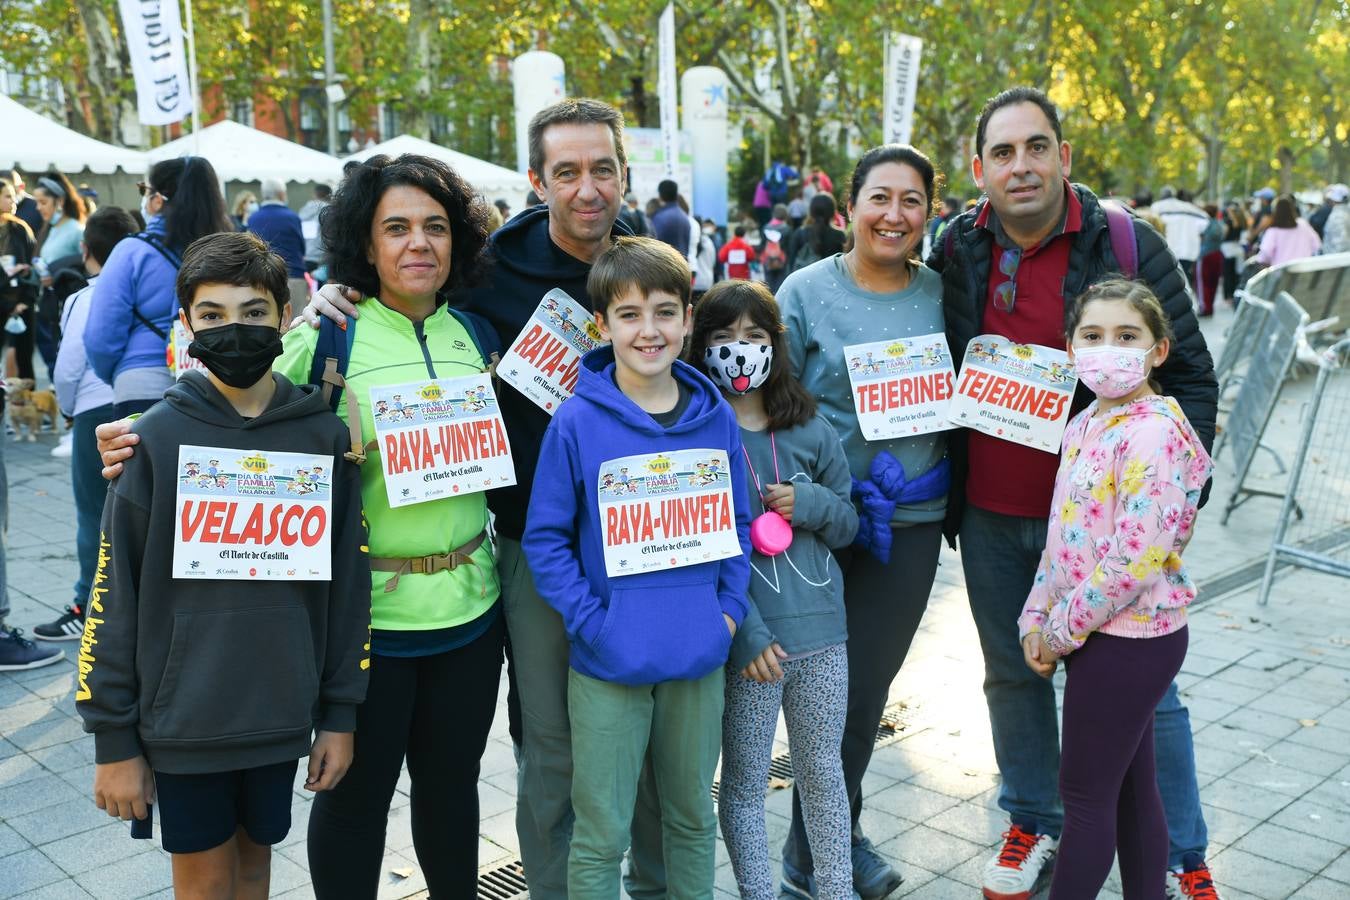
718, 643, 851, 899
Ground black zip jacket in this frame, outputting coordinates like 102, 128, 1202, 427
453, 204, 631, 541
925, 183, 1218, 547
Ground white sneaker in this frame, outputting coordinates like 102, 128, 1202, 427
982, 823, 1057, 900
51, 432, 73, 458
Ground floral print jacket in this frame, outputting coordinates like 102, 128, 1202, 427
1018, 395, 1214, 656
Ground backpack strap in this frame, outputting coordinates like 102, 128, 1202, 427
129, 233, 182, 340
308, 314, 367, 464
1101, 201, 1139, 279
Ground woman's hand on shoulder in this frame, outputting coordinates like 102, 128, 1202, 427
295, 283, 363, 330
96, 417, 138, 480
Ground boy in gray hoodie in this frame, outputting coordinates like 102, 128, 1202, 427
76, 232, 370, 897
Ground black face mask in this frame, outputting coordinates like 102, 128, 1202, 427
187, 323, 283, 389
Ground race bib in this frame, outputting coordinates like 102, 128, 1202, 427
947, 335, 1077, 452
599, 448, 742, 578
371, 376, 516, 507
728, 249, 747, 265
498, 289, 607, 415
167, 320, 206, 379
845, 334, 956, 440
173, 446, 333, 580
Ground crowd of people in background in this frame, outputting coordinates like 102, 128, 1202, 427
0, 84, 1349, 900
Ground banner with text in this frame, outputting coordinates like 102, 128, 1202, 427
498, 289, 607, 414
599, 448, 741, 578
173, 446, 333, 580
882, 33, 923, 146
948, 335, 1077, 452
371, 376, 516, 507
846, 333, 956, 439
118, 0, 194, 126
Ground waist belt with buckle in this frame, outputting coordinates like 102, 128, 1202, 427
369, 529, 488, 594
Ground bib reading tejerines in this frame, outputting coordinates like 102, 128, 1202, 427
845, 333, 957, 440
598, 448, 741, 578
947, 335, 1078, 452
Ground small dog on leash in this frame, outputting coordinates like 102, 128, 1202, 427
5, 378, 62, 441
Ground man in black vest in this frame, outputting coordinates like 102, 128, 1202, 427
926, 86, 1222, 900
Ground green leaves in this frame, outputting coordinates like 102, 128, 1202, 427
0, 0, 1344, 192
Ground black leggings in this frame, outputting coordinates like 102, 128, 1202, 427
783, 522, 944, 872
308, 614, 504, 898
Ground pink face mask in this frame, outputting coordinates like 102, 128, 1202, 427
1073, 344, 1154, 398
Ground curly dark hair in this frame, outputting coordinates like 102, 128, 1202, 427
321, 153, 492, 300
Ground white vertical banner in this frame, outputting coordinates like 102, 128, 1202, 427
118, 0, 194, 126
681, 67, 729, 225
513, 51, 567, 175
657, 4, 679, 178
882, 33, 923, 146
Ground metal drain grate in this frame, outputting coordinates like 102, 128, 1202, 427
477, 859, 529, 899
875, 702, 916, 742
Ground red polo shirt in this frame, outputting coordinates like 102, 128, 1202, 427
966, 184, 1082, 518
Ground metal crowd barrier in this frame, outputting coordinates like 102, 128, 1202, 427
1215, 291, 1309, 524
1215, 254, 1350, 397
1257, 338, 1350, 605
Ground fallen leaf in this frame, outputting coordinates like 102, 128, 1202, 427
1222, 623, 1244, 630
767, 776, 792, 790
1299, 719, 1318, 728
1216, 610, 1233, 618
390, 867, 415, 879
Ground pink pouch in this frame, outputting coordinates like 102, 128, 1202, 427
749, 510, 793, 556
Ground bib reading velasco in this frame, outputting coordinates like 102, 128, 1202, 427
845, 333, 957, 440
598, 448, 741, 578
498, 289, 608, 415
948, 335, 1078, 452
370, 375, 516, 508
173, 446, 333, 580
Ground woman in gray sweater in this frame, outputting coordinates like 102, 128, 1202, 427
773, 144, 949, 898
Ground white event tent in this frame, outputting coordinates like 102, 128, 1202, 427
0, 93, 147, 174
345, 135, 533, 213
148, 120, 345, 184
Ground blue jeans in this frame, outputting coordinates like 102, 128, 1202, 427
1156, 680, 1208, 868
71, 406, 113, 606
960, 504, 1208, 865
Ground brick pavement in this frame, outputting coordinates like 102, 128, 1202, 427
3, 305, 1349, 898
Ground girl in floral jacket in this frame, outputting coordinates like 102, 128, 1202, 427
1018, 279, 1213, 899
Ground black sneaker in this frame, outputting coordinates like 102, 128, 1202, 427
0, 626, 65, 670
33, 605, 85, 641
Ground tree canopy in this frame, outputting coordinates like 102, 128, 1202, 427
2, 0, 1346, 206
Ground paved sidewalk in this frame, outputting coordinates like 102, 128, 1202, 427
3, 304, 1349, 898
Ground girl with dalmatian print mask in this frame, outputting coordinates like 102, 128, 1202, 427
688, 280, 860, 900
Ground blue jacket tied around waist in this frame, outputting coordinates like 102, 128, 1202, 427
852, 453, 951, 563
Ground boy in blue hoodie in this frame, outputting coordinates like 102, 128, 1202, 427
524, 236, 751, 897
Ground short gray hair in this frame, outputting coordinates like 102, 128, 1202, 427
260, 178, 286, 201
